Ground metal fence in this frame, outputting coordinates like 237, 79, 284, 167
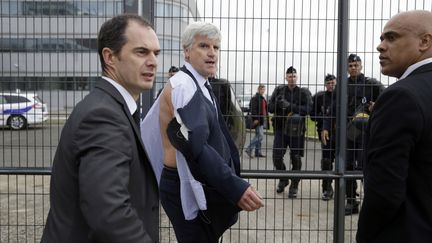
1, 0, 431, 242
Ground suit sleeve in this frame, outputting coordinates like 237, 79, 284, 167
176, 95, 249, 205
190, 124, 249, 205
217, 107, 242, 176
357, 87, 423, 242
75, 106, 152, 243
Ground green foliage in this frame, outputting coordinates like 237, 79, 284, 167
305, 116, 318, 139
264, 115, 318, 139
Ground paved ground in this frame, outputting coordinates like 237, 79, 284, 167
0, 127, 361, 242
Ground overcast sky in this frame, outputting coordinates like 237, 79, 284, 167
191, 0, 432, 95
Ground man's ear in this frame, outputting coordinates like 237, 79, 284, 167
419, 33, 432, 52
184, 48, 190, 61
102, 47, 116, 68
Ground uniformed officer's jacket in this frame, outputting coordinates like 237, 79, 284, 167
311, 90, 336, 132
347, 73, 385, 117
268, 85, 312, 130
322, 73, 385, 131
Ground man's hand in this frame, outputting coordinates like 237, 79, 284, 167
368, 101, 375, 112
321, 130, 329, 145
237, 186, 264, 211
253, 120, 259, 127
277, 99, 291, 109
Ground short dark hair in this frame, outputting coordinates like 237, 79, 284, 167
258, 84, 265, 89
168, 66, 179, 73
286, 66, 297, 74
98, 14, 152, 74
325, 74, 336, 82
348, 53, 361, 63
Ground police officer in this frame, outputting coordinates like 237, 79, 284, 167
322, 54, 384, 215
311, 74, 337, 201
268, 66, 312, 198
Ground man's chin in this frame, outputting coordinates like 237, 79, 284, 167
141, 82, 154, 91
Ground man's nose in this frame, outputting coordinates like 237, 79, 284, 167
376, 43, 384, 52
147, 52, 158, 66
208, 47, 217, 56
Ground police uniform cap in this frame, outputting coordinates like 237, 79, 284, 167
348, 54, 361, 63
286, 66, 297, 74
168, 66, 179, 73
324, 74, 336, 82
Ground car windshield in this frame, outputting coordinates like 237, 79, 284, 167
33, 95, 44, 103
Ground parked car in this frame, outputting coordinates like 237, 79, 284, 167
237, 94, 251, 112
0, 92, 49, 130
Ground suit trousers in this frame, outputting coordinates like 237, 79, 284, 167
160, 166, 219, 243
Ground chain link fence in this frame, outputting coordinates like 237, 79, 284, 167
1, 0, 430, 242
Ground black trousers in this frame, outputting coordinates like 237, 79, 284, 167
159, 166, 219, 243
272, 130, 304, 186
318, 129, 336, 192
346, 139, 363, 203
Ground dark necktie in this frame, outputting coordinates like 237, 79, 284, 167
204, 81, 220, 120
204, 82, 216, 106
132, 110, 140, 128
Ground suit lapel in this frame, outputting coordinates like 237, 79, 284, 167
94, 79, 147, 155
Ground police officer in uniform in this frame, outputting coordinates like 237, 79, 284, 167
311, 74, 337, 201
322, 54, 384, 215
268, 66, 312, 198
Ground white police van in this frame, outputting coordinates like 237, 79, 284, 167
0, 92, 49, 130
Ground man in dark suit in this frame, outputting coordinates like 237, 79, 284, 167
357, 10, 432, 243
41, 14, 161, 243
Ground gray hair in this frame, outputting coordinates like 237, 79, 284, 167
181, 22, 221, 50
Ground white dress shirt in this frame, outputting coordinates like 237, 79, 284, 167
141, 62, 213, 220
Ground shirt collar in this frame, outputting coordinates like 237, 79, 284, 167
102, 76, 137, 115
184, 62, 208, 87
399, 58, 432, 80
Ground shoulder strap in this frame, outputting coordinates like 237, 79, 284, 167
180, 65, 203, 94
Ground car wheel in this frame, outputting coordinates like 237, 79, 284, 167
8, 115, 27, 130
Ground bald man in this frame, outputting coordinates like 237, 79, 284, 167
357, 10, 432, 243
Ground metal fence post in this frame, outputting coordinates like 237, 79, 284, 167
334, 0, 349, 242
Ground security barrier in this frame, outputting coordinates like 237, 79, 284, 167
1, 0, 426, 242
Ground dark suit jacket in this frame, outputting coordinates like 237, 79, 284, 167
176, 67, 249, 204
41, 79, 159, 243
357, 63, 432, 243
